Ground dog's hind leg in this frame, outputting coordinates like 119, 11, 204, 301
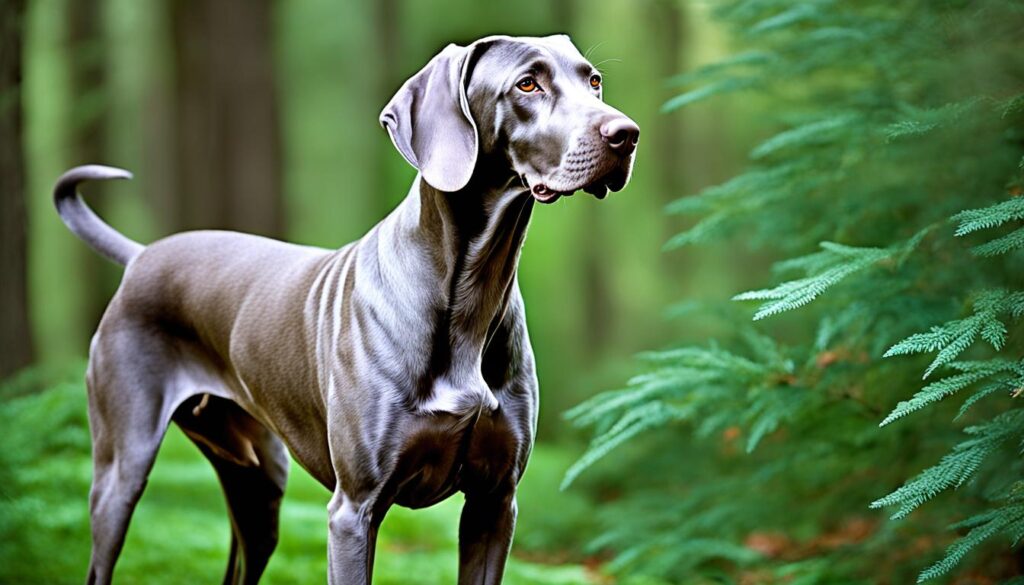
83, 332, 183, 585
175, 394, 289, 585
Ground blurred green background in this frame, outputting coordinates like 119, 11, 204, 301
2, 0, 760, 583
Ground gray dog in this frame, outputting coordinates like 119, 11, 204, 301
55, 34, 638, 585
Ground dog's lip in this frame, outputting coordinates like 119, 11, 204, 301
602, 167, 629, 193
579, 172, 625, 199
583, 181, 609, 200
531, 184, 567, 203
529, 162, 631, 203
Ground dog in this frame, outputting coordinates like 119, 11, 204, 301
55, 34, 638, 585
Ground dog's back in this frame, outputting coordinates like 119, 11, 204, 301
98, 230, 344, 481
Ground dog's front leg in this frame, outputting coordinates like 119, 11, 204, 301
457, 486, 517, 585
327, 491, 380, 585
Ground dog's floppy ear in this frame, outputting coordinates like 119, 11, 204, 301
380, 43, 481, 193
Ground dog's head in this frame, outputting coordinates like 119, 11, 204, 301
381, 35, 639, 203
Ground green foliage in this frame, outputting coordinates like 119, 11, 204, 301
871, 410, 1024, 521
563, 329, 794, 489
883, 290, 1024, 377
568, 0, 1024, 582
878, 360, 1023, 426
955, 198, 1024, 257
917, 497, 1024, 583
733, 238, 922, 321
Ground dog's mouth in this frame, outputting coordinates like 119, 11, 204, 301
528, 166, 631, 205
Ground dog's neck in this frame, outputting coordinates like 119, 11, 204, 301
382, 164, 534, 405
417, 169, 534, 353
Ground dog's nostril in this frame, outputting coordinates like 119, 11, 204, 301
601, 117, 640, 153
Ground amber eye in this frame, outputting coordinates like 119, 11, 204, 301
590, 74, 602, 89
516, 77, 538, 92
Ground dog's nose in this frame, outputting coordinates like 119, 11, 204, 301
600, 117, 640, 155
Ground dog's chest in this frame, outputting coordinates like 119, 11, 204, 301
388, 409, 519, 508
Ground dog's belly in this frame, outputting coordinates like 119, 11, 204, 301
387, 408, 521, 509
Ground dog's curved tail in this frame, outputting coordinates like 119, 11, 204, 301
53, 165, 144, 266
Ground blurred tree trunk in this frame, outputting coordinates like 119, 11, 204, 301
373, 0, 402, 214
554, 0, 613, 356
649, 0, 687, 268
68, 0, 117, 336
170, 0, 283, 236
0, 0, 35, 377
551, 0, 573, 32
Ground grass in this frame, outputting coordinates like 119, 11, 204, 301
0, 366, 614, 584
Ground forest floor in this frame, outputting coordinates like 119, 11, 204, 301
0, 367, 644, 585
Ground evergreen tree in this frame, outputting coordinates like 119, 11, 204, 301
567, 1, 1024, 582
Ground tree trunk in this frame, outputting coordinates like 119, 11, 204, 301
0, 0, 35, 377
170, 0, 283, 236
68, 0, 117, 335
555, 0, 613, 355
372, 0, 403, 215
650, 0, 687, 265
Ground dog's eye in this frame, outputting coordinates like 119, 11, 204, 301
516, 77, 539, 92
589, 74, 602, 89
